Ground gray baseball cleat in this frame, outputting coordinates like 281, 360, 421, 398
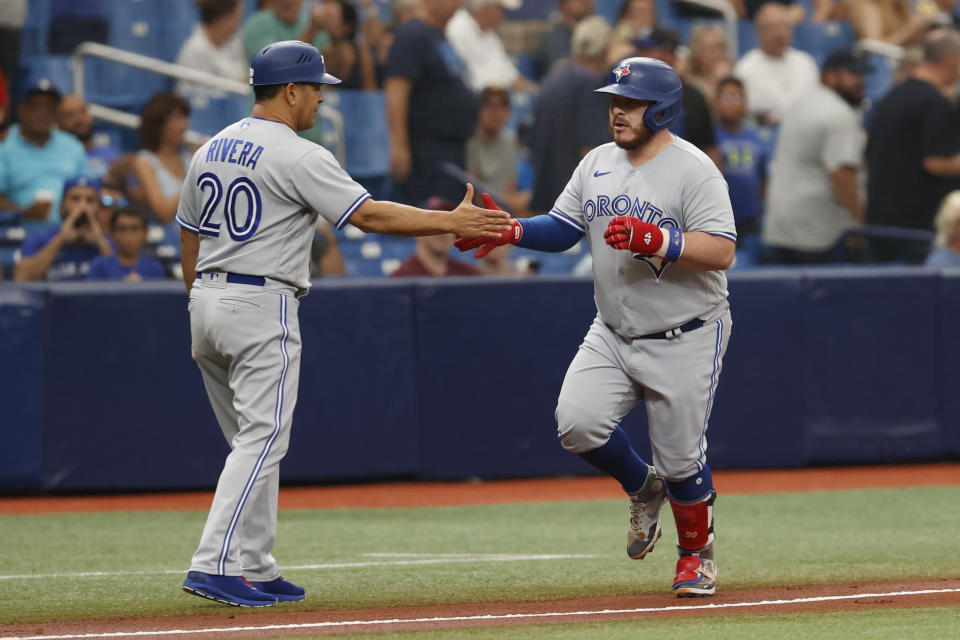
626, 466, 667, 559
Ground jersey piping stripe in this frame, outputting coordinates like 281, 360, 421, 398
336, 192, 372, 229
216, 295, 290, 576
698, 319, 723, 464
548, 209, 585, 233
708, 231, 738, 242
176, 214, 201, 234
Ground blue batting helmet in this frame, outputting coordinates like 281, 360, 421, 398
249, 40, 341, 87
594, 57, 682, 132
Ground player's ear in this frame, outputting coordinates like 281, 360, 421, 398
284, 82, 298, 106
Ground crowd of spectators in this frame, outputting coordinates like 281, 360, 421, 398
3, 0, 960, 281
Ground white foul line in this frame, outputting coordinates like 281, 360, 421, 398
0, 554, 601, 582
1, 587, 957, 640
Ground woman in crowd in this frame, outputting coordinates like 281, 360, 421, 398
131, 93, 191, 224
686, 24, 733, 104
608, 0, 658, 66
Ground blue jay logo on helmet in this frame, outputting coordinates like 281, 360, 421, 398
595, 57, 683, 132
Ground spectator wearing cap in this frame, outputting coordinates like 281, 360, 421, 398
57, 93, 123, 180
175, 0, 247, 98
385, 0, 479, 205
713, 76, 767, 245
529, 16, 611, 214
86, 207, 165, 281
762, 49, 870, 264
243, 0, 332, 63
14, 176, 113, 281
0, 81, 89, 224
446, 0, 536, 92
925, 191, 960, 266
533, 0, 596, 79
467, 87, 530, 215
866, 29, 960, 264
634, 27, 722, 168
733, 2, 819, 125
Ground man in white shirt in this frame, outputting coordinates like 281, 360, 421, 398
445, 0, 536, 92
175, 0, 248, 98
733, 2, 819, 125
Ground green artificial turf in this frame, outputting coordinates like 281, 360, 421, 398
278, 606, 960, 640
0, 486, 957, 625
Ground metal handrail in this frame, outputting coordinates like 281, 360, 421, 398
70, 41, 347, 162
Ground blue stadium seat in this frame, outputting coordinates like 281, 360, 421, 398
333, 90, 391, 179
21, 0, 51, 57
594, 0, 620, 24
864, 52, 897, 107
792, 20, 855, 66
737, 19, 758, 56
507, 89, 535, 133
188, 94, 252, 135
161, 1, 200, 63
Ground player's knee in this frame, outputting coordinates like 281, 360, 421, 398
555, 399, 612, 453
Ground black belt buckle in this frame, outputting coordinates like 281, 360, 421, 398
642, 318, 705, 340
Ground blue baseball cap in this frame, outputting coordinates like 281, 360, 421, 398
62, 176, 101, 197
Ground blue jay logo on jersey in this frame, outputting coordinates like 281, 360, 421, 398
584, 194, 679, 278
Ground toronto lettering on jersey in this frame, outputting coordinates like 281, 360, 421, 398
204, 137, 265, 170
583, 195, 677, 228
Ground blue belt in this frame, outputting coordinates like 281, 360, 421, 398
196, 272, 266, 286
639, 318, 705, 340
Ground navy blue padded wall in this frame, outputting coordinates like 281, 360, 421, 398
801, 268, 942, 463
0, 285, 47, 488
285, 281, 420, 482
414, 278, 601, 479
940, 270, 960, 457
708, 271, 807, 469
41, 283, 221, 491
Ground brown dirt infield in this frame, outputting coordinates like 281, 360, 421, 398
2, 462, 959, 515
2, 579, 959, 639
1, 463, 959, 638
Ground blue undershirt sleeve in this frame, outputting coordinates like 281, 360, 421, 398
515, 214, 584, 252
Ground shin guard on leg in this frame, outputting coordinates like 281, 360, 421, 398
669, 491, 717, 597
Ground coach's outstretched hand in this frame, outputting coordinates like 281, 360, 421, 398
604, 215, 684, 262
447, 185, 515, 240
454, 192, 522, 257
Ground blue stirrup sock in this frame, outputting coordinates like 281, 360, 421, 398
578, 427, 650, 493
667, 464, 714, 504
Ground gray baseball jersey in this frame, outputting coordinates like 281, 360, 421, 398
176, 117, 370, 291
549, 138, 736, 337
552, 136, 734, 480
178, 116, 369, 582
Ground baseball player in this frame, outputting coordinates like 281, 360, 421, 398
457, 58, 736, 597
177, 40, 511, 608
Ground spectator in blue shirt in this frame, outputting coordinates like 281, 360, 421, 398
14, 176, 113, 281
713, 76, 767, 245
926, 190, 960, 266
87, 207, 165, 281
0, 81, 89, 224
57, 93, 122, 180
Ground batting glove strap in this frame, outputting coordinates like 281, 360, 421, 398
662, 227, 684, 262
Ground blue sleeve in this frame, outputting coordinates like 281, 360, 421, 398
516, 214, 584, 252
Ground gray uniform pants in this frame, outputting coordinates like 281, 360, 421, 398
555, 311, 731, 480
187, 275, 301, 580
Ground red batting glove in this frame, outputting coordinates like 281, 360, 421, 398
454, 193, 522, 258
603, 216, 664, 254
